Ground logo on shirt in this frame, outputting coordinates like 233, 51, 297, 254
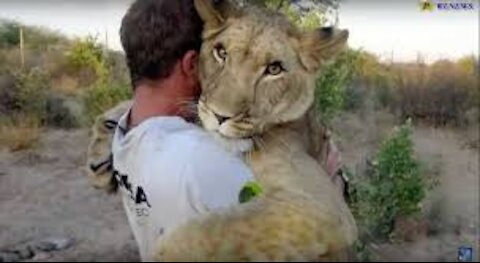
114, 170, 152, 209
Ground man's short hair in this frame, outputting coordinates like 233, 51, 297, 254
120, 0, 203, 87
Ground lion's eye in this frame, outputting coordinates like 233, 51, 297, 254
213, 43, 227, 63
265, 61, 285, 76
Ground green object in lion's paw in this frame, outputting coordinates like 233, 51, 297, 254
239, 181, 263, 203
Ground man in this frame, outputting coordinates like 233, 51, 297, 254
86, 0, 347, 261
108, 0, 254, 261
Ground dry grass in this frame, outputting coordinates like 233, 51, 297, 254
0, 115, 41, 152
391, 60, 478, 126
0, 49, 22, 71
51, 75, 80, 96
347, 52, 478, 127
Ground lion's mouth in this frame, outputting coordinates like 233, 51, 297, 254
217, 130, 253, 140
198, 100, 257, 141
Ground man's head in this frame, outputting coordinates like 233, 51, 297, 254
120, 0, 203, 92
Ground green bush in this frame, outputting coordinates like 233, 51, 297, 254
0, 20, 20, 48
11, 68, 50, 119
66, 36, 109, 84
313, 49, 359, 123
82, 81, 132, 124
348, 120, 430, 240
0, 68, 48, 151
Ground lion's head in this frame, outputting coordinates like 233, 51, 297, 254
196, 0, 348, 140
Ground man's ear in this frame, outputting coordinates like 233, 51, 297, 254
181, 50, 199, 82
194, 0, 238, 30
299, 27, 349, 73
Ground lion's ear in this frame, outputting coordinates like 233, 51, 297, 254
299, 27, 349, 73
194, 0, 239, 30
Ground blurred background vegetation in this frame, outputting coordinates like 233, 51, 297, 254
0, 20, 131, 139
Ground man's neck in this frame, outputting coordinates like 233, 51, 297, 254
129, 80, 194, 128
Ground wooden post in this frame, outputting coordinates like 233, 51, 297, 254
19, 26, 24, 69
104, 29, 108, 56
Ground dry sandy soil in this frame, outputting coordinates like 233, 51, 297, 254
0, 113, 478, 261
0, 130, 139, 262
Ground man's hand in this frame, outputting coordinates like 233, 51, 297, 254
323, 133, 348, 198
306, 115, 348, 199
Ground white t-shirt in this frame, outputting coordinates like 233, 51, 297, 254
111, 112, 254, 261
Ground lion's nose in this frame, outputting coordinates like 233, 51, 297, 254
214, 113, 231, 125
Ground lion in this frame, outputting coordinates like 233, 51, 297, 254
86, 0, 357, 261
152, 0, 357, 261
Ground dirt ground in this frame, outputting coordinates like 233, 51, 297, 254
0, 130, 139, 262
0, 114, 478, 261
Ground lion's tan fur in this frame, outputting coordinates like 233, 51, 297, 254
86, 100, 131, 192
153, 0, 357, 261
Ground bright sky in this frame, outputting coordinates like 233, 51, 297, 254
339, 0, 479, 62
0, 0, 478, 62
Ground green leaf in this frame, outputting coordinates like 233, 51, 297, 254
239, 181, 263, 203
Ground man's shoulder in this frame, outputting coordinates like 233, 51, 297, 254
138, 118, 249, 175
139, 118, 209, 152
132, 117, 226, 166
